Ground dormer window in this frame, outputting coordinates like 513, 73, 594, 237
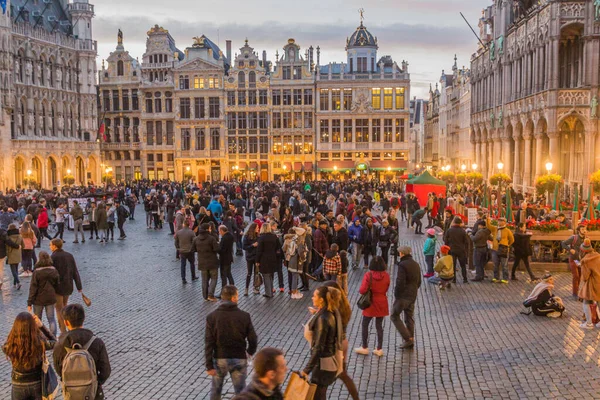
239, 61, 244, 68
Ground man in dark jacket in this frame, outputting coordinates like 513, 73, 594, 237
219, 225, 235, 290
391, 246, 422, 349
115, 200, 129, 239
332, 220, 349, 252
50, 238, 82, 334
0, 227, 19, 290
54, 304, 111, 400
206, 286, 257, 399
233, 348, 286, 400
194, 223, 220, 301
175, 223, 197, 283
443, 216, 470, 283
470, 220, 491, 281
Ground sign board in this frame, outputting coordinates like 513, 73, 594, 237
356, 163, 368, 171
467, 207, 479, 228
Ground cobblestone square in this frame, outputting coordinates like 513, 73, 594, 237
2, 219, 600, 399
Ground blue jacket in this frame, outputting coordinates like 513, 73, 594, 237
0, 211, 17, 230
348, 221, 363, 244
207, 200, 223, 221
423, 237, 436, 256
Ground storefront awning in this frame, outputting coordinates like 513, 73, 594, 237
293, 162, 303, 172
318, 161, 355, 171
369, 160, 408, 171
304, 162, 313, 171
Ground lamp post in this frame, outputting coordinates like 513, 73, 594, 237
497, 161, 504, 217
26, 169, 32, 189
545, 161, 553, 206
461, 164, 466, 172
471, 163, 477, 171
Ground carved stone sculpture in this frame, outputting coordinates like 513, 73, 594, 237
592, 95, 598, 118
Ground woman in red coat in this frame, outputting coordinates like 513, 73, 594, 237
355, 256, 390, 357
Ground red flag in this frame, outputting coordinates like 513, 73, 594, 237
99, 123, 107, 142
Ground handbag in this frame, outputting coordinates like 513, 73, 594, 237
284, 371, 317, 400
497, 244, 509, 258
356, 272, 373, 310
82, 293, 92, 307
254, 266, 264, 287
41, 355, 59, 400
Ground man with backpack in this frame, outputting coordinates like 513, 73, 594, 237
54, 303, 111, 400
115, 200, 129, 240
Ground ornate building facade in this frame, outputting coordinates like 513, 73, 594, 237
225, 40, 271, 181
0, 0, 100, 189
315, 20, 411, 180
425, 56, 471, 170
470, 0, 600, 196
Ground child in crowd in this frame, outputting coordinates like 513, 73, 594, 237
434, 245, 454, 290
337, 249, 349, 294
323, 243, 342, 282
423, 228, 437, 278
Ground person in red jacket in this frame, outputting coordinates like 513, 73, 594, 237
36, 200, 53, 247
354, 256, 390, 357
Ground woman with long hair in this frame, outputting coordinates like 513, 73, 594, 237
323, 281, 359, 400
3, 312, 55, 400
19, 221, 36, 276
256, 223, 282, 298
243, 222, 260, 296
302, 285, 343, 400
27, 252, 59, 337
355, 256, 390, 357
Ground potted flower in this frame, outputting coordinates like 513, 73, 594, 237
456, 173, 467, 184
63, 174, 75, 186
437, 171, 455, 183
591, 170, 600, 192
535, 174, 563, 196
489, 173, 512, 186
466, 172, 484, 185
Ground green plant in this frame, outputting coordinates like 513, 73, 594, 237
489, 173, 512, 186
456, 173, 466, 184
63, 174, 75, 185
535, 174, 563, 195
591, 170, 600, 192
466, 172, 484, 184
437, 171, 455, 183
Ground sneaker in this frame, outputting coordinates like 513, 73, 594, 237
423, 273, 434, 278
207, 296, 218, 302
279, 288, 285, 293
372, 349, 384, 357
354, 347, 369, 355
253, 289, 260, 295
491, 278, 499, 283
295, 292, 303, 299
291, 293, 298, 299
580, 322, 594, 329
547, 312, 562, 318
19, 272, 29, 277
500, 280, 508, 284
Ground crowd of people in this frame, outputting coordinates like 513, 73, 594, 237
4, 176, 600, 399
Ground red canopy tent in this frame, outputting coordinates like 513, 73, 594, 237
405, 171, 447, 207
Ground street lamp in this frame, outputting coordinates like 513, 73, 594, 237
545, 161, 553, 174
471, 163, 478, 171
497, 161, 504, 172
387, 166, 391, 172
186, 166, 191, 172
461, 164, 466, 172
416, 164, 420, 169
446, 164, 451, 171
333, 165, 337, 171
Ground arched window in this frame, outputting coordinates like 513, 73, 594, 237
117, 60, 124, 76
41, 104, 47, 135
248, 71, 256, 88
195, 128, 205, 150
50, 105, 56, 136
238, 71, 245, 88
211, 128, 220, 150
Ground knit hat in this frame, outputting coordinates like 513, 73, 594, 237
440, 245, 451, 255
580, 238, 593, 254
426, 228, 436, 236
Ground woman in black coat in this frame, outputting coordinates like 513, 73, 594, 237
256, 223, 282, 298
511, 222, 537, 281
243, 223, 260, 296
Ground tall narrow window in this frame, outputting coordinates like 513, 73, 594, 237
195, 128, 205, 150
395, 119, 405, 142
238, 72, 245, 88
356, 119, 368, 142
319, 89, 329, 111
194, 97, 205, 119
210, 128, 220, 150
209, 97, 220, 118
371, 89, 381, 110
117, 60, 124, 76
180, 98, 190, 119
320, 120, 329, 143
372, 119, 381, 142
332, 119, 341, 142
248, 71, 256, 88
343, 89, 352, 110
343, 119, 352, 142
181, 128, 190, 150
383, 88, 393, 110
395, 88, 405, 109
332, 89, 341, 110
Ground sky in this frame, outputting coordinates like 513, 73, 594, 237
93, 0, 488, 99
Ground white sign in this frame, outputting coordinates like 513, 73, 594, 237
467, 207, 479, 228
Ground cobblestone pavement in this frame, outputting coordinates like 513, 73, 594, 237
2, 216, 600, 399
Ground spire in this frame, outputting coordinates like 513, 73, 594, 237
453, 54, 457, 71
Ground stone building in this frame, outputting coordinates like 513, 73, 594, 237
425, 56, 472, 170
98, 30, 142, 182
173, 35, 228, 182
315, 19, 411, 181
225, 40, 271, 181
0, 0, 100, 189
470, 0, 600, 196
270, 38, 315, 181
409, 98, 427, 167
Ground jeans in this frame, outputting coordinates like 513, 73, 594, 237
88, 221, 98, 238
53, 222, 64, 239
425, 255, 434, 275
276, 264, 284, 289
351, 243, 363, 268
361, 316, 384, 350
288, 270, 299, 291
180, 252, 196, 281
414, 220, 423, 234
512, 255, 535, 279
210, 358, 248, 400
129, 204, 135, 220
118, 221, 126, 238
380, 245, 390, 265
245, 260, 258, 290
452, 254, 468, 282
108, 222, 115, 239
473, 247, 488, 280
263, 273, 274, 297
73, 219, 84, 241
363, 245, 376, 267
169, 222, 175, 235
492, 250, 509, 280
146, 212, 153, 228
390, 298, 415, 341
324, 273, 336, 282
55, 294, 70, 334
220, 262, 234, 288
33, 304, 57, 337
9, 264, 19, 285
11, 380, 42, 400
22, 250, 34, 272
39, 227, 52, 242
201, 269, 219, 299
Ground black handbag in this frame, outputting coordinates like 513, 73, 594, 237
357, 272, 373, 310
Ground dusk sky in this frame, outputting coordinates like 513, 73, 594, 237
94, 0, 487, 99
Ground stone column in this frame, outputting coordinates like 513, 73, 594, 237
493, 137, 502, 173
534, 134, 544, 178
482, 140, 488, 178
513, 137, 521, 186
502, 136, 512, 177
523, 135, 532, 188
547, 132, 559, 172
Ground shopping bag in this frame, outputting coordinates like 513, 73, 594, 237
284, 371, 317, 400
42, 357, 59, 400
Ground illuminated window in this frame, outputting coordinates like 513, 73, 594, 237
395, 119, 405, 142
194, 77, 201, 89
356, 119, 368, 142
343, 89, 352, 111
372, 119, 381, 142
384, 88, 393, 110
209, 77, 215, 89
320, 120, 329, 143
384, 119, 393, 142
371, 89, 381, 110
395, 88, 405, 109
332, 119, 341, 143
343, 119, 352, 142
332, 89, 341, 111
320, 89, 329, 111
